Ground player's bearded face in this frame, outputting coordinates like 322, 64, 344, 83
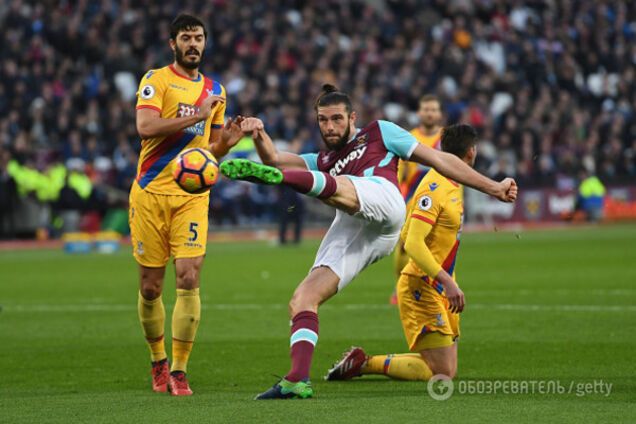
175, 44, 202, 69
320, 122, 350, 151
317, 105, 353, 151
173, 29, 205, 70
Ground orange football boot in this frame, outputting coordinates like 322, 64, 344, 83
168, 371, 193, 396
151, 359, 170, 393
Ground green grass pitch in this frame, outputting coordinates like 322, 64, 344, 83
1, 224, 635, 423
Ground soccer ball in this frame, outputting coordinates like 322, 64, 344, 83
172, 148, 219, 193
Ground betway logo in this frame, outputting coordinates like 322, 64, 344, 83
328, 146, 367, 176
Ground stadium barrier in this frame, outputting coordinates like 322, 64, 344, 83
62, 231, 121, 254
465, 186, 636, 223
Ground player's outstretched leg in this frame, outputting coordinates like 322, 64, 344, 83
360, 353, 433, 380
325, 348, 434, 381
220, 159, 283, 185
325, 347, 367, 381
221, 159, 337, 199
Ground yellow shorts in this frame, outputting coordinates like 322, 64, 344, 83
396, 273, 460, 352
129, 182, 209, 267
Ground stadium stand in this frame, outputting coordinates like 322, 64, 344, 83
1, 0, 635, 237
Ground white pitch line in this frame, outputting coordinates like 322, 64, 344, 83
1, 303, 635, 313
469, 303, 636, 312
470, 289, 636, 296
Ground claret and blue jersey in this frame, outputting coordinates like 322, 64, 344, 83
300, 120, 420, 189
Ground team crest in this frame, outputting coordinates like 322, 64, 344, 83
140, 84, 155, 100
417, 195, 433, 211
355, 134, 368, 145
206, 87, 223, 97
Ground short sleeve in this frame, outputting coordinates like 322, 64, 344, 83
136, 70, 167, 113
300, 153, 319, 171
210, 81, 226, 129
410, 183, 444, 226
377, 120, 419, 159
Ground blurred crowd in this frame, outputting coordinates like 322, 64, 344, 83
1, 0, 635, 230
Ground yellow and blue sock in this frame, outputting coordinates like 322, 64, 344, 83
362, 353, 432, 381
171, 288, 201, 373
137, 292, 167, 363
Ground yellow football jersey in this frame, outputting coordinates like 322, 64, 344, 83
134, 65, 226, 196
398, 127, 441, 204
401, 168, 463, 293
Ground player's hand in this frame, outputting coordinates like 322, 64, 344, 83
443, 281, 465, 313
221, 116, 245, 147
197, 94, 225, 120
494, 178, 518, 203
240, 117, 265, 139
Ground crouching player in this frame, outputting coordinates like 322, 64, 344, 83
326, 124, 477, 382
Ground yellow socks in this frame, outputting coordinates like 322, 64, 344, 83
138, 288, 201, 371
171, 288, 201, 373
362, 353, 433, 381
138, 292, 167, 362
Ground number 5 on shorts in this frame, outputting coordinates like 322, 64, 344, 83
188, 222, 198, 242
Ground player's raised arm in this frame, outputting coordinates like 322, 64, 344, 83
241, 118, 309, 170
377, 120, 517, 202
411, 144, 517, 202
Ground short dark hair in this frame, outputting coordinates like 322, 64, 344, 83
440, 124, 477, 158
314, 84, 353, 114
419, 94, 441, 106
170, 14, 207, 40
